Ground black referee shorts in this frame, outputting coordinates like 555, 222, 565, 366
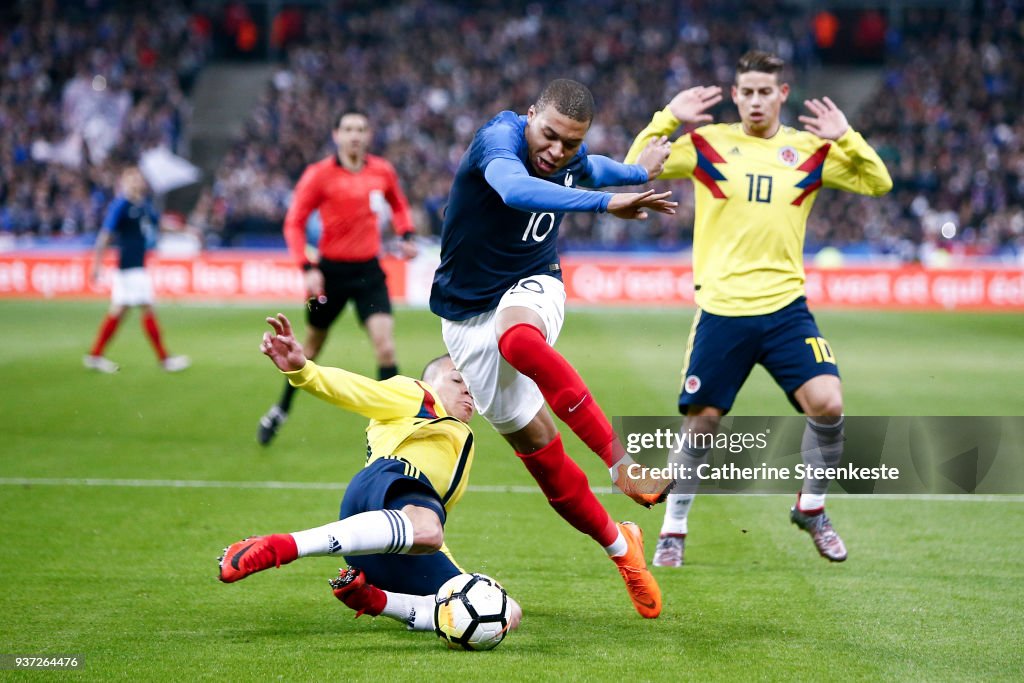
306, 257, 392, 330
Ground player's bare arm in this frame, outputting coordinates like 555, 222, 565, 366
90, 231, 111, 283
606, 189, 677, 220
668, 85, 723, 126
261, 313, 307, 372
798, 97, 850, 140
634, 136, 672, 180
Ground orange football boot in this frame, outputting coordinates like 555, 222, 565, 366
611, 462, 674, 508
611, 522, 662, 618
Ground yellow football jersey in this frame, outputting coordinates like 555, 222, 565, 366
284, 361, 475, 513
626, 110, 893, 315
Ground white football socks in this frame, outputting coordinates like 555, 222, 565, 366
604, 530, 628, 558
660, 493, 694, 536
660, 428, 711, 535
797, 492, 826, 513
380, 592, 436, 631
291, 510, 415, 557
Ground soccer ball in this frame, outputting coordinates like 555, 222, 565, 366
433, 573, 512, 651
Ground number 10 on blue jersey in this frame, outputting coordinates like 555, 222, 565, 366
522, 212, 556, 242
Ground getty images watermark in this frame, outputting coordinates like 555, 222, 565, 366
614, 416, 1024, 494
624, 426, 899, 483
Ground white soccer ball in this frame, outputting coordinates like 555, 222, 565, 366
433, 573, 512, 651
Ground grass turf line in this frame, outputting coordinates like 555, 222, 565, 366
1, 301, 1022, 679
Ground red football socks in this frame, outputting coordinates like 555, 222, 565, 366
516, 435, 619, 547
90, 314, 122, 356
142, 311, 169, 361
499, 323, 621, 467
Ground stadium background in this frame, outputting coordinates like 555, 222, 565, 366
2, 0, 1022, 308
2, 0, 1022, 680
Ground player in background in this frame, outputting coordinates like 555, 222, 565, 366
223, 313, 522, 634
83, 166, 190, 374
625, 51, 893, 566
430, 79, 676, 618
257, 111, 419, 445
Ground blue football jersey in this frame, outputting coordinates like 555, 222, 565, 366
101, 197, 159, 270
430, 112, 602, 321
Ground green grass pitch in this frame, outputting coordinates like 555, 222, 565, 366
2, 300, 1022, 680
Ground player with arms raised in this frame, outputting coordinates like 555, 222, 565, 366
625, 51, 892, 566
431, 79, 676, 618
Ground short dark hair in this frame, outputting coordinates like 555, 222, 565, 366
421, 353, 452, 383
334, 110, 368, 130
736, 50, 785, 79
535, 79, 594, 123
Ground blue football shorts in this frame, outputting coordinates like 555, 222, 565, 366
338, 458, 459, 595
678, 297, 840, 414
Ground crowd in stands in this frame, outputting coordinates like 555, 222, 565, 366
0, 1, 210, 236
206, 0, 1022, 258
205, 0, 815, 249
816, 3, 1024, 259
3, 1, 1021, 259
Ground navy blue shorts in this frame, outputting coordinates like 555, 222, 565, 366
338, 458, 459, 596
679, 297, 840, 414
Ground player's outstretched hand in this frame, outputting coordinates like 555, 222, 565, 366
607, 190, 677, 220
799, 97, 850, 140
261, 313, 307, 372
636, 135, 672, 180
668, 86, 723, 125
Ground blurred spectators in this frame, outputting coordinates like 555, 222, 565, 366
206, 0, 814, 249
6, 0, 1021, 259
206, 0, 1021, 259
815, 2, 1024, 260
0, 1, 211, 237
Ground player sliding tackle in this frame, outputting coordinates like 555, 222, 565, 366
219, 313, 522, 636
430, 79, 676, 618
